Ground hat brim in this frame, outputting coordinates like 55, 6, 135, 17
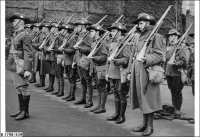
58, 26, 74, 31
9, 15, 30, 24
86, 26, 105, 32
107, 26, 127, 33
74, 22, 92, 26
165, 33, 181, 37
132, 18, 156, 25
189, 33, 194, 38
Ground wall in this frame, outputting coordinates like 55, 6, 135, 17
6, 0, 183, 37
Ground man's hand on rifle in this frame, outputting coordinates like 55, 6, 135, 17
141, 57, 146, 63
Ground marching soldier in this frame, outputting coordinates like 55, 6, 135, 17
7, 13, 33, 120
187, 33, 195, 124
24, 24, 33, 35
105, 23, 128, 123
129, 13, 164, 136
73, 18, 94, 108
59, 23, 77, 101
165, 29, 188, 119
87, 24, 108, 113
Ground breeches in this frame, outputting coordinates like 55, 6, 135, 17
78, 66, 92, 87
64, 65, 76, 81
11, 72, 30, 97
52, 62, 64, 78
166, 76, 184, 92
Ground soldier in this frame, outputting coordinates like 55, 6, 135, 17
59, 23, 77, 101
87, 24, 108, 113
7, 13, 33, 120
165, 29, 188, 119
73, 18, 94, 108
105, 23, 128, 123
187, 33, 195, 124
48, 24, 64, 97
24, 24, 33, 35
129, 13, 164, 136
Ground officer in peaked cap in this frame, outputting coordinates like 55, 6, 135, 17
7, 13, 32, 120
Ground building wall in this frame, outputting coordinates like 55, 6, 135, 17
6, 0, 183, 37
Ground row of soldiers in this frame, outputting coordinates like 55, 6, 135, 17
7, 7, 194, 136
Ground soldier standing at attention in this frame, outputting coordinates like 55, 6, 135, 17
105, 23, 127, 122
165, 29, 188, 119
73, 18, 94, 108
7, 14, 33, 120
59, 23, 77, 101
87, 24, 108, 114
129, 13, 164, 136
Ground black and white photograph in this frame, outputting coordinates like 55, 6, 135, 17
1, 0, 199, 136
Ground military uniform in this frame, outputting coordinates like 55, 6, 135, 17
106, 23, 128, 123
73, 18, 94, 108
165, 29, 188, 118
7, 14, 32, 120
59, 24, 77, 101
130, 13, 163, 136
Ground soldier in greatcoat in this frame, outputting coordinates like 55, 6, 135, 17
7, 14, 33, 120
73, 18, 94, 108
59, 23, 77, 101
165, 29, 188, 119
129, 13, 164, 136
87, 24, 108, 113
105, 23, 128, 123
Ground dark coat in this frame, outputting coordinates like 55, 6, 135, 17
129, 26, 164, 114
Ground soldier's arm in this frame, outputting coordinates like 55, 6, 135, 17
92, 44, 108, 63
143, 33, 164, 68
78, 36, 93, 54
63, 38, 76, 54
174, 48, 188, 68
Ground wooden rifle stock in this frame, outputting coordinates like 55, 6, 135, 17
136, 5, 173, 62
87, 31, 110, 58
168, 22, 194, 65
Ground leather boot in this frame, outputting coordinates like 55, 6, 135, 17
84, 85, 93, 108
10, 94, 23, 117
15, 96, 30, 120
107, 99, 120, 121
28, 72, 36, 83
115, 101, 127, 124
52, 77, 60, 95
67, 81, 76, 101
91, 88, 101, 112
132, 114, 148, 132
47, 74, 55, 92
142, 113, 154, 136
176, 91, 183, 111
74, 84, 87, 105
57, 78, 64, 97
94, 91, 107, 114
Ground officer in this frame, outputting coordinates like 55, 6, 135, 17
87, 24, 108, 113
187, 33, 195, 124
165, 29, 188, 119
105, 23, 127, 123
59, 23, 77, 101
7, 13, 33, 120
129, 13, 164, 136
73, 18, 94, 108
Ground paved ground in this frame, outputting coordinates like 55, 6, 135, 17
6, 70, 194, 136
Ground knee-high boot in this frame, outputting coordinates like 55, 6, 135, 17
132, 114, 148, 132
10, 94, 23, 117
66, 79, 76, 101
15, 95, 30, 120
94, 89, 107, 114
28, 72, 36, 83
107, 99, 120, 121
142, 113, 154, 136
84, 84, 93, 108
35, 74, 45, 87
57, 76, 64, 97
74, 83, 87, 105
46, 74, 54, 92
51, 76, 60, 95
90, 87, 101, 112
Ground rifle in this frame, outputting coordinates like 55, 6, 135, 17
65, 14, 75, 24
107, 24, 138, 61
167, 22, 194, 65
86, 15, 90, 20
73, 15, 108, 49
87, 31, 110, 58
136, 5, 173, 62
38, 17, 64, 49
87, 15, 124, 58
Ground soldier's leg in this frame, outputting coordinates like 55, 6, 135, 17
166, 76, 176, 107
66, 66, 77, 101
132, 114, 148, 132
176, 76, 184, 111
84, 69, 93, 108
116, 82, 127, 124
107, 79, 121, 121
62, 65, 71, 100
51, 73, 60, 95
142, 113, 154, 136
74, 66, 86, 105
28, 72, 36, 83
57, 74, 64, 97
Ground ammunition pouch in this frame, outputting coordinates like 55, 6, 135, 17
148, 65, 165, 84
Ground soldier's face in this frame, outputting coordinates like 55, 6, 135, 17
12, 19, 22, 29
169, 35, 178, 43
138, 21, 149, 32
111, 29, 118, 38
90, 29, 96, 39
76, 25, 82, 32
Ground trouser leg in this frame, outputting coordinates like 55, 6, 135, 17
57, 74, 64, 97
